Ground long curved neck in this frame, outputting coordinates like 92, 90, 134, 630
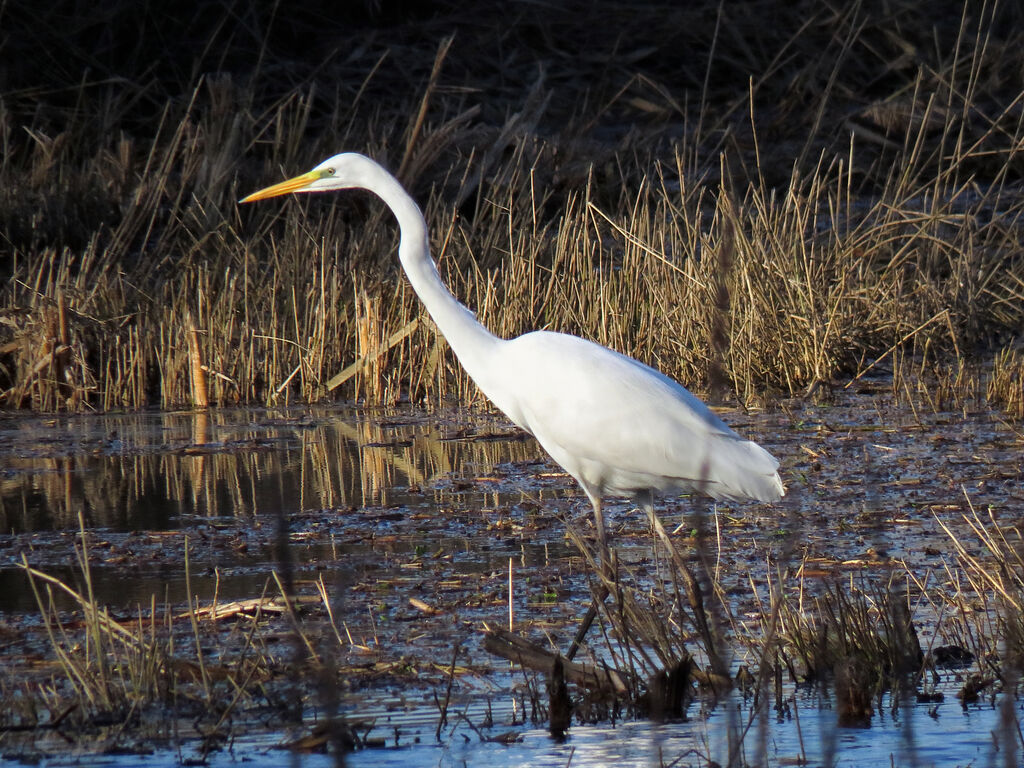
368, 170, 502, 391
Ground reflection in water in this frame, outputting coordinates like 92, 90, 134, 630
0, 406, 544, 533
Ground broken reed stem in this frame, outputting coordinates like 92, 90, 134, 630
646, 506, 729, 680
54, 288, 73, 405
398, 33, 455, 183
186, 314, 209, 409
435, 642, 460, 740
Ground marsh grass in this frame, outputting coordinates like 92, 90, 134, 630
5, 3, 1024, 754
9, 526, 367, 749
2, 0, 1023, 411
557, 507, 1024, 751
15, 528, 279, 736
935, 494, 1024, 675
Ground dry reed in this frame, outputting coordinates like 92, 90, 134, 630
1, 1, 1022, 411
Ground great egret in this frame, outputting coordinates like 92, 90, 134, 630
241, 153, 784, 547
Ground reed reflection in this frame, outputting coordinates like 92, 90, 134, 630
0, 407, 544, 534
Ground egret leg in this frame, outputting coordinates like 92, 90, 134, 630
640, 491, 673, 554
566, 494, 610, 661
588, 493, 608, 560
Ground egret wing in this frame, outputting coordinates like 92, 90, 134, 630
500, 332, 782, 502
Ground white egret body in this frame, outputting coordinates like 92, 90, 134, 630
242, 153, 784, 545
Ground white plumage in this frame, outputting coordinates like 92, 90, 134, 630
242, 153, 784, 547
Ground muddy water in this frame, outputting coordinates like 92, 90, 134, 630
0, 391, 1021, 767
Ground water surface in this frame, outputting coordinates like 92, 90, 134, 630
1, 395, 1020, 767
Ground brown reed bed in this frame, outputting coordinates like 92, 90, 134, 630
1, 0, 1022, 412
535, 504, 1024, 745
9, 494, 1024, 761
4, 520, 413, 755
475, 486, 1024, 764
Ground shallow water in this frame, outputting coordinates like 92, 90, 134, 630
1, 394, 1021, 767
6, 691, 1010, 768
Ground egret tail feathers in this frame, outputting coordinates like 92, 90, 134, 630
702, 438, 784, 503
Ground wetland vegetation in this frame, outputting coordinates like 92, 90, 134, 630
1, 0, 1022, 412
1, 0, 1024, 765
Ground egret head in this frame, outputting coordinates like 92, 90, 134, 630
240, 153, 378, 203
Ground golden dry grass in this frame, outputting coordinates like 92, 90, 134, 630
2, 0, 1023, 411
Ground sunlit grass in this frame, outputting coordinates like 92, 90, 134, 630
2, 1, 1023, 411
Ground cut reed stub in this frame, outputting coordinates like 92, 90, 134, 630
548, 655, 571, 738
834, 652, 876, 727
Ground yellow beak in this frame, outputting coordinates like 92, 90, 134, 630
239, 170, 320, 203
